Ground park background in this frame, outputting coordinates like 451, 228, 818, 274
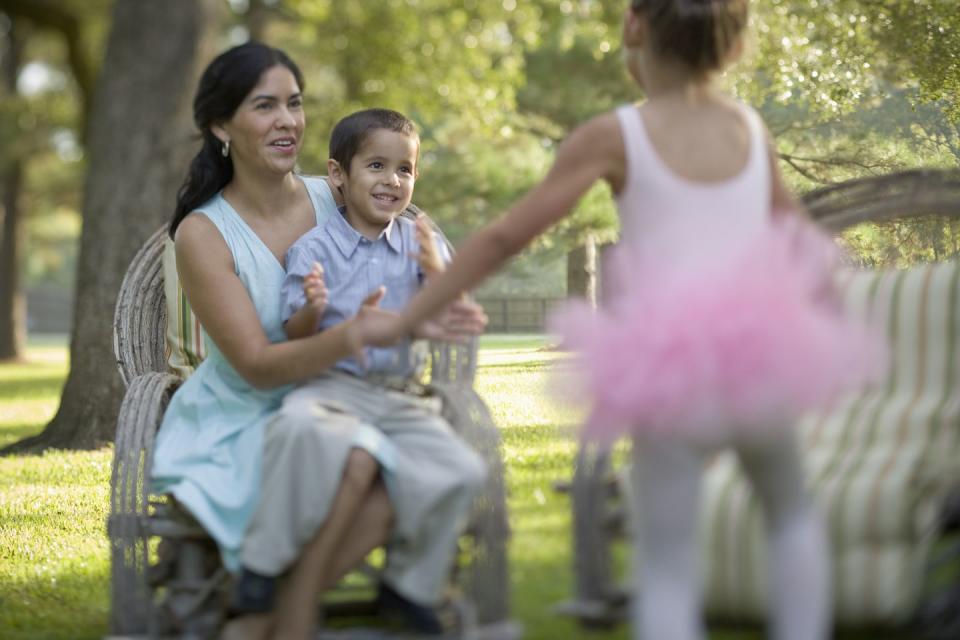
0, 0, 957, 638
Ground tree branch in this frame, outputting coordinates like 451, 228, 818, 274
779, 153, 833, 184
778, 150, 896, 185
0, 0, 94, 128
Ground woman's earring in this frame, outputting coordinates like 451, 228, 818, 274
222, 139, 230, 158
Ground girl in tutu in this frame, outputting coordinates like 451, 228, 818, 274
363, 1, 883, 638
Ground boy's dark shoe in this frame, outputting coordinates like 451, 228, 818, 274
230, 567, 277, 614
376, 582, 445, 635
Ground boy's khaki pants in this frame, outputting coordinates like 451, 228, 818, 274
241, 372, 488, 605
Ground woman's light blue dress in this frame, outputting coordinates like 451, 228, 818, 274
151, 175, 337, 572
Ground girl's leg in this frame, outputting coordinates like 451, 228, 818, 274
270, 449, 382, 640
736, 430, 830, 640
630, 435, 707, 640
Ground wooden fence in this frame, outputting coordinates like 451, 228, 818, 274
474, 296, 565, 333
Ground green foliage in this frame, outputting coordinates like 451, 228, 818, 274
270, 0, 960, 279
740, 0, 960, 122
1, 25, 92, 287
264, 0, 629, 289
6, 0, 960, 295
516, 0, 635, 130
282, 0, 539, 143
841, 216, 960, 268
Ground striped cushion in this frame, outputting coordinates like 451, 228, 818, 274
162, 237, 206, 378
701, 259, 960, 625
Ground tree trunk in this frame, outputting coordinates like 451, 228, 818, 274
3, 0, 221, 453
0, 23, 25, 362
566, 233, 597, 307
245, 0, 273, 41
0, 163, 24, 362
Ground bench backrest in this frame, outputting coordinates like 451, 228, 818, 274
702, 168, 960, 623
113, 227, 169, 386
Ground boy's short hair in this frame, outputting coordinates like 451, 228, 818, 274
329, 108, 419, 174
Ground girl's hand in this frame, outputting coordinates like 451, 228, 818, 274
411, 298, 487, 342
411, 215, 445, 277
303, 262, 328, 315
349, 291, 488, 356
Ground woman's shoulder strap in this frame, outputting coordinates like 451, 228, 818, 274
299, 174, 339, 225
187, 191, 229, 228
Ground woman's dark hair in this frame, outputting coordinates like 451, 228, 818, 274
169, 42, 304, 238
629, 0, 749, 74
329, 108, 419, 175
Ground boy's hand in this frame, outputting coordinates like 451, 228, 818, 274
303, 262, 328, 315
411, 215, 445, 277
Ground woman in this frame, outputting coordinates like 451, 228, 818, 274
151, 42, 486, 639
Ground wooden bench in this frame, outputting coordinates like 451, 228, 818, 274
107, 211, 521, 639
555, 168, 960, 638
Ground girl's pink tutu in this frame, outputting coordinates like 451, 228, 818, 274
549, 217, 885, 444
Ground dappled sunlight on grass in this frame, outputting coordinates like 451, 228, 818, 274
475, 348, 587, 432
0, 448, 112, 640
0, 569, 110, 640
0, 337, 109, 639
475, 334, 587, 434
0, 344, 68, 449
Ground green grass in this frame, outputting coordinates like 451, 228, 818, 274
0, 337, 112, 640
0, 334, 762, 639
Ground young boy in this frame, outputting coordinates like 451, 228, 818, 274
274, 108, 486, 633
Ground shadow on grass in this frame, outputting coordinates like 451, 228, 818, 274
0, 376, 67, 403
0, 422, 45, 449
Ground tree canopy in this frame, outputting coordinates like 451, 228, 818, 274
0, 0, 959, 447
6, 0, 960, 294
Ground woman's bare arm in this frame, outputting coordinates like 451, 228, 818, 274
175, 213, 359, 389
284, 304, 321, 341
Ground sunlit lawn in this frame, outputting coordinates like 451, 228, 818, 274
0, 336, 112, 640
0, 334, 764, 639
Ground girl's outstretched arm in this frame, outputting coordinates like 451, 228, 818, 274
374, 111, 625, 342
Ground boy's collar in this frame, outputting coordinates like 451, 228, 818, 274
329, 205, 402, 257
